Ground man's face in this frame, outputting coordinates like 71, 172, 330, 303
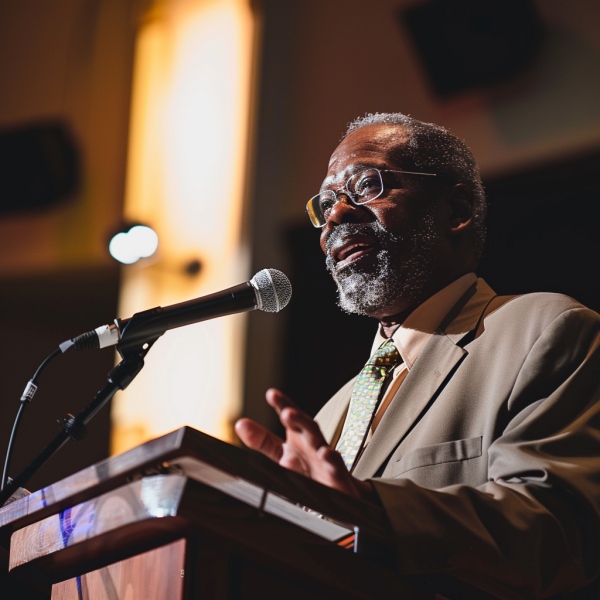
319, 124, 444, 319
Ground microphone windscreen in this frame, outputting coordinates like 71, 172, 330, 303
251, 269, 292, 313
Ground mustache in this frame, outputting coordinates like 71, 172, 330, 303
324, 222, 384, 255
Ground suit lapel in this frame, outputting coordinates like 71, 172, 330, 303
444, 279, 497, 345
351, 279, 497, 479
352, 331, 467, 479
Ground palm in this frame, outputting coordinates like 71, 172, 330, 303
235, 388, 373, 500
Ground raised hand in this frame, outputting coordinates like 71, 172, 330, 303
234, 388, 375, 501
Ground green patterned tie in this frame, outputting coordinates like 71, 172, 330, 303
336, 340, 402, 471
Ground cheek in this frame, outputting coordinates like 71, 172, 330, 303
372, 203, 412, 232
374, 193, 435, 234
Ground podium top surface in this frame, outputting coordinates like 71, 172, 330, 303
0, 426, 390, 546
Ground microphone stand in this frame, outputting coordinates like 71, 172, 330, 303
0, 310, 166, 508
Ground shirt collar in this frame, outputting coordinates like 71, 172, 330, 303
371, 273, 477, 370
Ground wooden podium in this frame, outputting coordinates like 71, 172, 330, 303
0, 427, 487, 599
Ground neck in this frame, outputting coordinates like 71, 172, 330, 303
379, 311, 412, 339
376, 268, 474, 339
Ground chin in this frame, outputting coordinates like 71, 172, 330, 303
331, 253, 397, 316
325, 214, 442, 317
331, 252, 437, 318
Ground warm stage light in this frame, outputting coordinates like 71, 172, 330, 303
110, 0, 256, 455
109, 225, 159, 264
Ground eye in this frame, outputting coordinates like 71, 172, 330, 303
319, 193, 336, 213
354, 175, 380, 196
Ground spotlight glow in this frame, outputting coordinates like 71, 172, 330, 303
109, 225, 159, 264
128, 225, 159, 258
112, 0, 256, 456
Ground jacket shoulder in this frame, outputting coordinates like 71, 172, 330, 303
490, 291, 599, 323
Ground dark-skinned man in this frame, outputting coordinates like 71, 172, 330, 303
235, 113, 600, 599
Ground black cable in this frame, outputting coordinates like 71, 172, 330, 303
1, 347, 64, 494
1, 403, 26, 495
32, 347, 63, 382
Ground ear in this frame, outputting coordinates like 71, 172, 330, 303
445, 183, 474, 235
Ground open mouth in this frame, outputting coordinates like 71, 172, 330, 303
331, 235, 377, 270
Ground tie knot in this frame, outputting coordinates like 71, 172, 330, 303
367, 340, 401, 369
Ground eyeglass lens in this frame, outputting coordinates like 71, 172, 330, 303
307, 169, 383, 227
348, 169, 383, 201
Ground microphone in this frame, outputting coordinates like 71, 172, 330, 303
70, 268, 292, 352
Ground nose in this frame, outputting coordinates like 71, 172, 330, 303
325, 194, 370, 231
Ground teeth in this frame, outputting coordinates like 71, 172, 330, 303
338, 243, 370, 261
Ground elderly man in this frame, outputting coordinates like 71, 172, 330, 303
235, 113, 600, 598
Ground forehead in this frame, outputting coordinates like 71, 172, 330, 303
322, 124, 410, 188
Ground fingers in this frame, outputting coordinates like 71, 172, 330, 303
316, 445, 351, 483
315, 446, 374, 500
237, 392, 374, 501
234, 418, 284, 463
266, 388, 328, 449
280, 406, 328, 449
265, 388, 298, 416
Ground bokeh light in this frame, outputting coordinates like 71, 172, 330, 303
109, 225, 159, 264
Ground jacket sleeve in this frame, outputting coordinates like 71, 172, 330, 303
371, 307, 600, 599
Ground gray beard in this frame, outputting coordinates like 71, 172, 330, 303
325, 215, 440, 317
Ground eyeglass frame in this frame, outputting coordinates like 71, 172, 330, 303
306, 168, 438, 228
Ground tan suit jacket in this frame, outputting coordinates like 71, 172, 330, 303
315, 279, 600, 599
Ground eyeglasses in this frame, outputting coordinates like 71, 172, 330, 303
306, 168, 438, 228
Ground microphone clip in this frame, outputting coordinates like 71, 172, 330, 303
116, 307, 166, 359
